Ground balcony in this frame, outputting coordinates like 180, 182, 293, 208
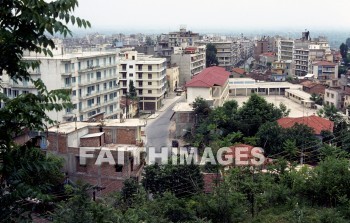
78, 75, 117, 87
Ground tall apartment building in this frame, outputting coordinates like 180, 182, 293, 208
254, 38, 269, 60
119, 51, 167, 111
294, 48, 310, 76
1, 47, 121, 123
166, 65, 180, 92
168, 27, 200, 48
171, 46, 206, 86
312, 61, 338, 86
277, 38, 294, 61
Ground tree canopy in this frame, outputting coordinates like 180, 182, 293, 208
0, 0, 90, 220
205, 43, 219, 67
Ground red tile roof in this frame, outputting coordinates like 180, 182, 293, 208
261, 52, 275, 57
313, 61, 336, 66
185, 66, 230, 88
277, 115, 334, 134
232, 67, 246, 75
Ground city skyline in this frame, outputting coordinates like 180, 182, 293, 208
73, 0, 350, 31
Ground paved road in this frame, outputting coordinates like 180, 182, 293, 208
145, 96, 184, 152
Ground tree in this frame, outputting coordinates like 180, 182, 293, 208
128, 80, 136, 97
346, 38, 350, 48
317, 104, 342, 123
142, 163, 204, 198
0, 0, 90, 220
237, 94, 287, 136
206, 43, 218, 67
192, 97, 211, 122
340, 43, 348, 64
310, 93, 323, 105
53, 183, 122, 223
145, 36, 154, 46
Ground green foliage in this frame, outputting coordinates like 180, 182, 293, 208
206, 43, 219, 67
142, 163, 204, 198
128, 80, 136, 98
0, 0, 91, 81
340, 43, 349, 64
317, 104, 341, 123
0, 0, 90, 221
237, 94, 287, 136
310, 93, 323, 105
53, 183, 123, 223
1, 145, 64, 221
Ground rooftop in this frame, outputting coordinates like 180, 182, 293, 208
185, 66, 230, 88
285, 89, 312, 100
173, 102, 194, 112
80, 132, 104, 139
48, 119, 147, 134
277, 115, 334, 134
313, 61, 336, 66
232, 67, 246, 75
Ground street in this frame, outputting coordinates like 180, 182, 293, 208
145, 95, 185, 152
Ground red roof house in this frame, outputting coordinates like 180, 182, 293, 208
185, 66, 230, 88
277, 115, 334, 135
185, 66, 230, 107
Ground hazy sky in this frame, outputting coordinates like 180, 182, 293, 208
73, 0, 350, 32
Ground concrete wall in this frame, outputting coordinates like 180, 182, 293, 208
187, 87, 211, 104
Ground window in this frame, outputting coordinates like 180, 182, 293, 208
103, 58, 106, 66
72, 90, 76, 96
129, 65, 133, 69
79, 102, 82, 111
132, 56, 135, 60
78, 62, 81, 71
109, 81, 113, 89
71, 77, 76, 83
65, 63, 69, 73
148, 74, 152, 79
115, 164, 123, 172
113, 92, 117, 97
104, 95, 108, 102
103, 83, 107, 90
22, 90, 29, 95
109, 57, 112, 64
65, 77, 70, 86
148, 65, 152, 71
96, 72, 101, 80
96, 58, 99, 66
138, 65, 142, 70
80, 115, 83, 121
13, 90, 19, 97
97, 97, 100, 105
129, 73, 133, 77
148, 82, 152, 85
109, 105, 113, 112
109, 93, 114, 100
138, 89, 143, 95
87, 99, 94, 107
148, 90, 152, 94
138, 73, 143, 79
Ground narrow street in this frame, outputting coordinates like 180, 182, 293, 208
145, 95, 185, 152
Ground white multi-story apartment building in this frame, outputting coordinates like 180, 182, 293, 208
294, 48, 309, 76
119, 51, 167, 111
171, 46, 206, 85
168, 27, 200, 48
1, 47, 121, 123
277, 38, 294, 61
